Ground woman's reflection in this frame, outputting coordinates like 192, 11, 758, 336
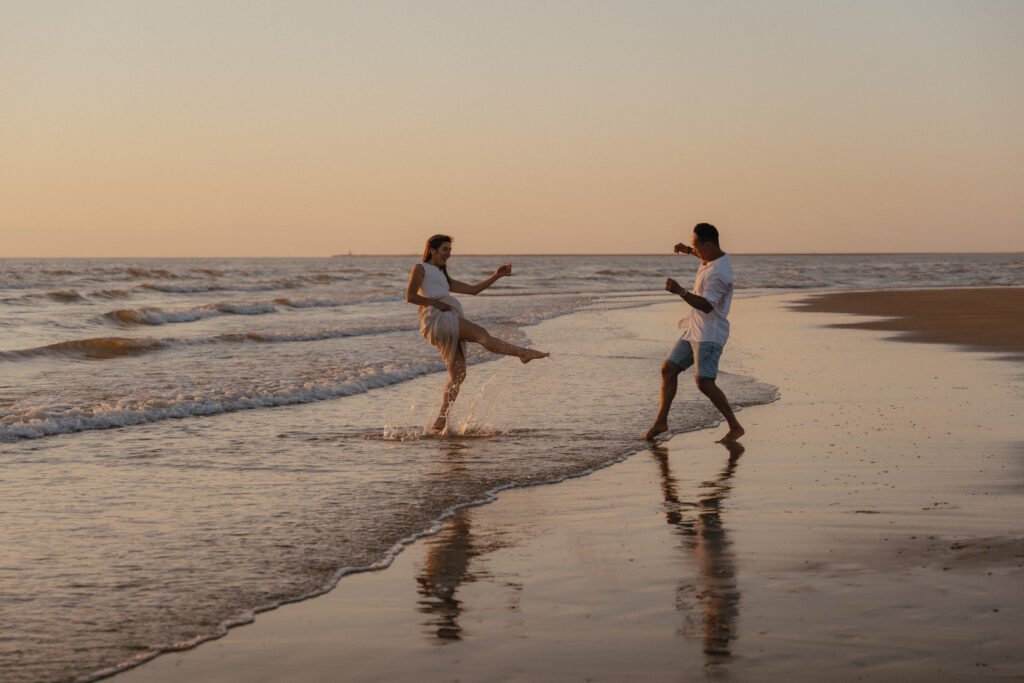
650, 441, 744, 663
416, 507, 474, 641
415, 441, 522, 643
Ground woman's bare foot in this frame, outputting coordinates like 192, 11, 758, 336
432, 416, 448, 434
717, 426, 745, 443
642, 421, 668, 440
520, 350, 550, 363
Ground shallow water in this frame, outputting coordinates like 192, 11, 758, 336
1, 253, 1020, 682
2, 254, 1021, 440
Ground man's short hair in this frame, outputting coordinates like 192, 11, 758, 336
693, 223, 719, 246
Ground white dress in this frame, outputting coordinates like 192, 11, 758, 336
418, 263, 465, 368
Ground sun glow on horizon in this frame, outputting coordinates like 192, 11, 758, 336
3, 1, 1022, 257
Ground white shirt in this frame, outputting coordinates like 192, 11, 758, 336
419, 262, 453, 299
417, 262, 464, 318
416, 262, 465, 367
679, 254, 734, 345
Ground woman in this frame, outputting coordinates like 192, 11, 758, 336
406, 234, 549, 433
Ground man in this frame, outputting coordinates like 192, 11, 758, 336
642, 223, 745, 443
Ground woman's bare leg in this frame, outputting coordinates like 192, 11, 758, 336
457, 318, 549, 362
434, 347, 467, 433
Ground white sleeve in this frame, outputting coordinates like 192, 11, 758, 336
703, 272, 731, 309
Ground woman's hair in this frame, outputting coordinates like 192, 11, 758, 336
422, 234, 453, 284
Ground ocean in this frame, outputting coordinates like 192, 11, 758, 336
2, 253, 1022, 682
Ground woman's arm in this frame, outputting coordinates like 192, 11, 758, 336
406, 264, 452, 311
449, 264, 512, 295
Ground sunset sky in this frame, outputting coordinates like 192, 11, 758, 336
3, 1, 1022, 256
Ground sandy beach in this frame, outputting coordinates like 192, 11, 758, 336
114, 288, 1024, 682
793, 288, 1024, 361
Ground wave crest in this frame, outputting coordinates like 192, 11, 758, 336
214, 302, 277, 315
0, 337, 165, 361
127, 267, 177, 279
90, 289, 132, 299
104, 308, 212, 325
103, 302, 278, 326
140, 283, 217, 293
46, 290, 86, 302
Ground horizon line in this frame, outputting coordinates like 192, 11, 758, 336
2, 250, 1022, 259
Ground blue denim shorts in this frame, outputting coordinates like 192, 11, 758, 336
666, 339, 724, 379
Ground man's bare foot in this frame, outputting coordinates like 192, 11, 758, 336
432, 416, 447, 434
642, 421, 668, 441
717, 426, 745, 443
520, 350, 550, 364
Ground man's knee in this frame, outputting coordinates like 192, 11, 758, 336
661, 361, 682, 379
696, 376, 717, 393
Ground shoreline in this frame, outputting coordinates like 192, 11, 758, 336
115, 288, 1024, 681
92, 300, 777, 683
793, 287, 1024, 361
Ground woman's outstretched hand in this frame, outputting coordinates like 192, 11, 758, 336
494, 264, 512, 279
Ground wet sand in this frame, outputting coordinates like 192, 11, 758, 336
793, 287, 1024, 361
117, 289, 1024, 682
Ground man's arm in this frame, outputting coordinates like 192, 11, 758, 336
665, 278, 713, 313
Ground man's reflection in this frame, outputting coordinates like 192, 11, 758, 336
651, 441, 744, 662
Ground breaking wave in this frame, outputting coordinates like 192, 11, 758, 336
0, 337, 165, 361
90, 289, 132, 299
1, 324, 417, 364
139, 281, 309, 293
102, 303, 278, 326
274, 294, 398, 308
0, 359, 449, 441
46, 290, 87, 302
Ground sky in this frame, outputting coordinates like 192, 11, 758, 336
2, 0, 1022, 256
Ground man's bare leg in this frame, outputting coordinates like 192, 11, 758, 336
643, 361, 682, 440
433, 349, 467, 433
696, 377, 744, 443
458, 318, 549, 362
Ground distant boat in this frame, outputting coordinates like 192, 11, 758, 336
330, 251, 355, 257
